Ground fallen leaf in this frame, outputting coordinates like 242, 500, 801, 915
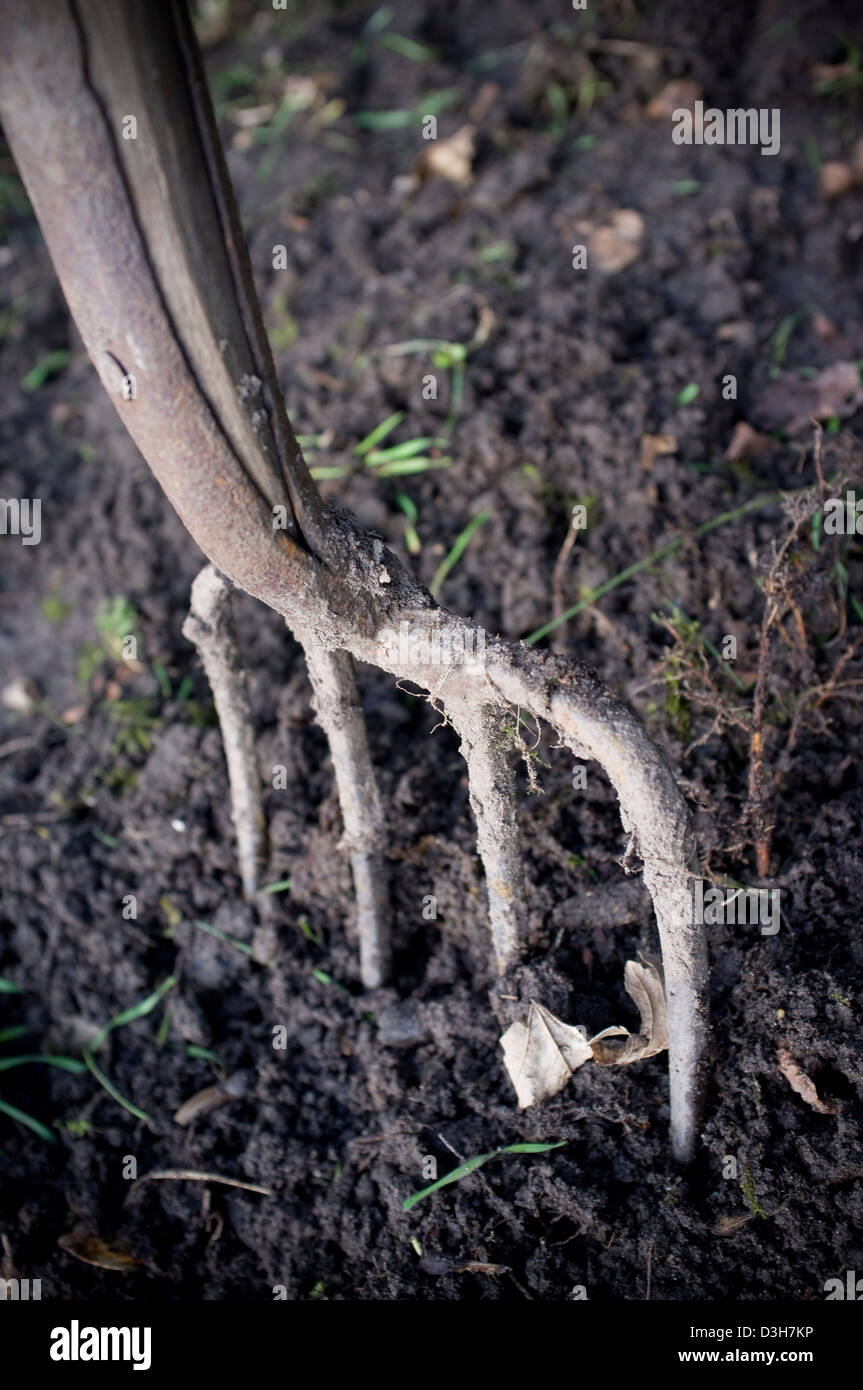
468, 82, 500, 124
716, 320, 757, 349
229, 102, 278, 130
1, 677, 36, 714
812, 312, 836, 341
60, 704, 87, 725
173, 1070, 248, 1126
752, 360, 863, 436
725, 421, 773, 462
646, 79, 701, 121
418, 124, 475, 188
777, 1042, 838, 1115
588, 209, 645, 274
500, 959, 669, 1106
812, 60, 856, 87
501, 1004, 593, 1109
819, 161, 858, 200
640, 433, 677, 470
58, 1232, 145, 1272
590, 959, 669, 1065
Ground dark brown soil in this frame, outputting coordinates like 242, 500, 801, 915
1, 0, 861, 1301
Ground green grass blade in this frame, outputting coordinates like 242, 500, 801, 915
0, 978, 22, 994
0, 1053, 88, 1074
500, 1141, 567, 1155
193, 920, 254, 957
89, 975, 177, 1054
429, 508, 491, 596
22, 348, 71, 391
261, 878, 292, 894
403, 1152, 496, 1211
366, 436, 447, 465
383, 339, 452, 357
378, 33, 435, 62
526, 491, 783, 645
310, 465, 351, 480
354, 110, 413, 130
186, 1045, 223, 1064
0, 1025, 30, 1044
354, 410, 405, 456
376, 457, 451, 478
402, 1140, 565, 1211
0, 1098, 56, 1143
395, 492, 418, 523
82, 1047, 153, 1125
416, 89, 462, 116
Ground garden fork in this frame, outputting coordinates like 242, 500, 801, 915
0, 0, 708, 1161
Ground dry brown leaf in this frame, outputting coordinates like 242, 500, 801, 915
173, 1069, 248, 1126
229, 102, 277, 130
640, 433, 677, 470
588, 209, 644, 274
752, 360, 863, 436
812, 60, 856, 86
777, 1042, 838, 1115
591, 959, 669, 1065
469, 82, 500, 124
501, 1003, 593, 1108
57, 1232, 145, 1272
135, 1169, 272, 1195
60, 704, 88, 725
1, 677, 36, 713
712, 1211, 760, 1236
419, 125, 475, 188
812, 312, 836, 341
646, 79, 701, 121
500, 959, 669, 1107
819, 161, 858, 200
725, 421, 773, 462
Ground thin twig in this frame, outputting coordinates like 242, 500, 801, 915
0, 736, 39, 759
551, 507, 582, 652
135, 1169, 272, 1195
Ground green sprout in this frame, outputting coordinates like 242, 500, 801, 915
429, 508, 491, 597
82, 976, 177, 1124
396, 492, 422, 555
403, 1141, 566, 1212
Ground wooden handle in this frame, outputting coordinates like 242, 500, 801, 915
0, 0, 323, 593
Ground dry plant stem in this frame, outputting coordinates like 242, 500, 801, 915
300, 641, 391, 989
0, 0, 708, 1160
446, 699, 528, 974
551, 512, 580, 653
745, 507, 807, 877
748, 621, 774, 879
182, 565, 265, 901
